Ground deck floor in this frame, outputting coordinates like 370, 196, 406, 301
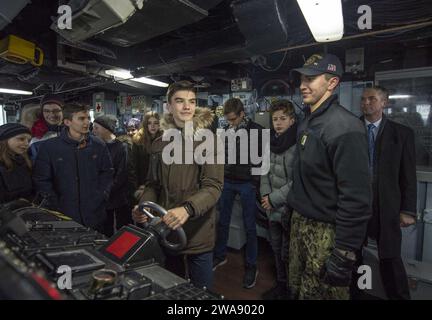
213, 237, 277, 300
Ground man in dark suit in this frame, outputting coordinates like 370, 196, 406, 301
360, 86, 417, 300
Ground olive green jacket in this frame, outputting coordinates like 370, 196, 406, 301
141, 107, 224, 254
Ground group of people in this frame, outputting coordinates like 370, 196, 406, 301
0, 98, 162, 236
0, 53, 417, 300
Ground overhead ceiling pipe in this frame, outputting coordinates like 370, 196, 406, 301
0, 0, 31, 31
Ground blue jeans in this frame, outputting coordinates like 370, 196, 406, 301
165, 251, 213, 289
214, 180, 258, 266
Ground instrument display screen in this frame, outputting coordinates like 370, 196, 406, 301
104, 231, 141, 259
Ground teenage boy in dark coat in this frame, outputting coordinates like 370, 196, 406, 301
33, 103, 114, 233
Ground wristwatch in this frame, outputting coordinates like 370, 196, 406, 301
183, 202, 195, 218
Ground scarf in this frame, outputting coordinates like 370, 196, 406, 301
31, 117, 62, 139
270, 123, 297, 154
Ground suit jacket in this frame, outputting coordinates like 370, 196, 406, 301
365, 115, 417, 259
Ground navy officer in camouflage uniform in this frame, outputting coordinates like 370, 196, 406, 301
287, 53, 371, 299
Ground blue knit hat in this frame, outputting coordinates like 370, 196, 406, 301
0, 123, 31, 141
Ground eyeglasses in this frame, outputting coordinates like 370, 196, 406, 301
43, 109, 62, 114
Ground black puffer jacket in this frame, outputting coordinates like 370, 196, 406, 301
131, 142, 153, 188
106, 139, 129, 209
287, 95, 371, 251
0, 156, 33, 204
223, 118, 264, 184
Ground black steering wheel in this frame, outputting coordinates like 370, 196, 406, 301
138, 201, 187, 251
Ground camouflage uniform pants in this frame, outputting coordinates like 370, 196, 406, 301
288, 211, 350, 300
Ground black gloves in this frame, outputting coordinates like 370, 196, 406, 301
320, 248, 356, 287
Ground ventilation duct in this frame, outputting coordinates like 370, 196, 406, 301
51, 0, 224, 47
50, 0, 143, 43
0, 0, 31, 31
232, 0, 289, 54
96, 0, 224, 47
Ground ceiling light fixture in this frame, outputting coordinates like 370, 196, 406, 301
389, 95, 412, 99
0, 88, 33, 95
105, 69, 134, 79
296, 0, 344, 42
132, 77, 169, 88
105, 69, 169, 88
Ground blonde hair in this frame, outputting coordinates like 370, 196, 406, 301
132, 111, 162, 147
0, 140, 32, 171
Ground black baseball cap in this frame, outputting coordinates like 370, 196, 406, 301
291, 53, 343, 78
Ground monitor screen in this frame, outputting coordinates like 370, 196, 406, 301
104, 231, 141, 259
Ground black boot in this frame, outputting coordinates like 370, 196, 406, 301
262, 281, 287, 300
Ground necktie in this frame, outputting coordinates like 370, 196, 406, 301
367, 123, 376, 170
